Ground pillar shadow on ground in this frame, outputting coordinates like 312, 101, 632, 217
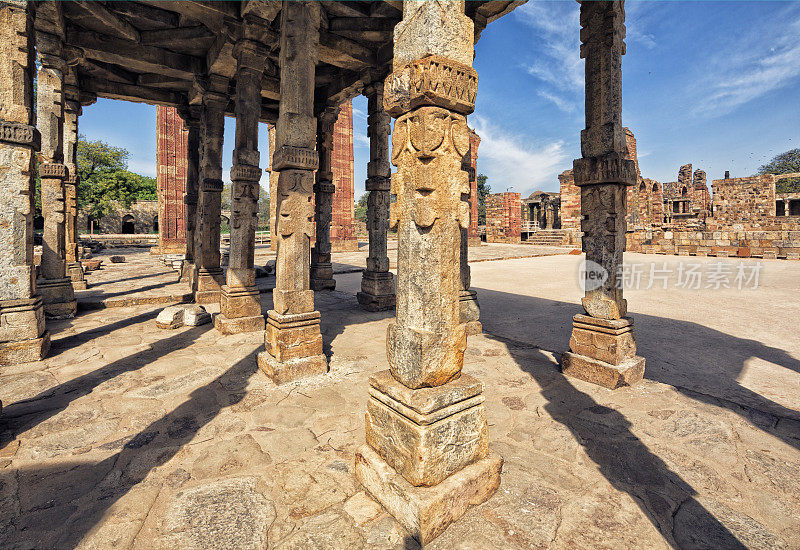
44, 308, 161, 357
475, 287, 800, 450
1, 324, 212, 440
475, 287, 797, 547
0, 349, 260, 548
85, 271, 167, 288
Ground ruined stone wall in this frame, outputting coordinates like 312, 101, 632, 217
156, 105, 188, 254
559, 170, 580, 235
330, 101, 358, 251
78, 200, 159, 234
711, 174, 776, 226
485, 192, 521, 243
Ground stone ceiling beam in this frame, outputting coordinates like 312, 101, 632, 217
140, 25, 214, 48
71, 1, 141, 43
80, 78, 184, 107
108, 1, 180, 30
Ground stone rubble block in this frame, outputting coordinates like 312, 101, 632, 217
110, 255, 126, 263
183, 305, 211, 327
156, 305, 184, 329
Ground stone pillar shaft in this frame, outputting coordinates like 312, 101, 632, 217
216, 37, 265, 334
355, 2, 501, 544
459, 133, 480, 333
0, 1, 49, 364
561, 0, 645, 389
268, 124, 278, 251
357, 83, 395, 311
257, 1, 327, 384
194, 94, 226, 304
310, 106, 337, 291
181, 110, 201, 287
63, 98, 86, 290
36, 30, 76, 319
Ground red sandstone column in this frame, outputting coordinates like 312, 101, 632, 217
330, 101, 358, 252
467, 129, 481, 246
156, 106, 189, 256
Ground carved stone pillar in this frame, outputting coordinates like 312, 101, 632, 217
257, 1, 327, 384
310, 106, 338, 291
36, 31, 76, 319
63, 94, 86, 290
179, 106, 201, 288
268, 123, 278, 251
561, 0, 645, 389
194, 90, 227, 304
354, 2, 501, 544
459, 128, 480, 333
216, 37, 265, 334
357, 83, 395, 311
0, 1, 49, 365
545, 201, 554, 229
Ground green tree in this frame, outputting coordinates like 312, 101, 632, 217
76, 136, 157, 219
355, 193, 368, 223
476, 173, 491, 224
758, 148, 800, 193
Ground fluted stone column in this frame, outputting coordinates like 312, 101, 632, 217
354, 2, 501, 544
357, 83, 395, 311
0, 1, 49, 365
194, 91, 226, 304
63, 93, 86, 290
561, 0, 645, 389
36, 31, 76, 319
309, 106, 338, 291
216, 37, 266, 334
179, 107, 201, 288
257, 1, 326, 384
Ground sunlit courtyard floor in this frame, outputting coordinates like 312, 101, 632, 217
1, 249, 798, 549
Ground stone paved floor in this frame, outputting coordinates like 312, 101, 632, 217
1, 253, 798, 548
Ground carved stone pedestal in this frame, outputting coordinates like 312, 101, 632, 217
67, 263, 87, 290
215, 284, 264, 334
257, 309, 327, 384
37, 277, 76, 319
0, 298, 50, 365
561, 314, 645, 389
459, 289, 481, 335
356, 372, 501, 543
195, 267, 224, 304
357, 271, 395, 311
310, 251, 335, 291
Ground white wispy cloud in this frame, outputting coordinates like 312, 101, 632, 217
471, 115, 568, 195
354, 133, 370, 149
692, 9, 800, 117
537, 90, 576, 113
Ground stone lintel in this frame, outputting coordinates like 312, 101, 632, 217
0, 331, 50, 366
384, 55, 478, 117
355, 445, 502, 544
561, 352, 645, 390
0, 120, 40, 150
573, 153, 637, 187
369, 370, 483, 416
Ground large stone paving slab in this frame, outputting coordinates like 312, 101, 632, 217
0, 252, 797, 548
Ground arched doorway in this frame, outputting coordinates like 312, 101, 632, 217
121, 214, 136, 234
153, 215, 159, 233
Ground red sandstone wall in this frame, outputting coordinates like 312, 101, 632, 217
485, 192, 521, 243
156, 105, 188, 254
330, 101, 358, 251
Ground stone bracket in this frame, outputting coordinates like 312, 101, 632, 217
384, 55, 478, 117
39, 163, 68, 179
0, 120, 41, 151
272, 145, 319, 171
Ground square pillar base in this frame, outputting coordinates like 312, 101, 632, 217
355, 445, 502, 544
37, 278, 77, 319
215, 285, 264, 334
67, 263, 87, 290
310, 263, 336, 291
258, 309, 328, 384
195, 268, 224, 304
561, 313, 644, 389
0, 331, 50, 366
357, 271, 395, 311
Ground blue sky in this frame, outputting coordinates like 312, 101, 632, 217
79, 1, 799, 200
